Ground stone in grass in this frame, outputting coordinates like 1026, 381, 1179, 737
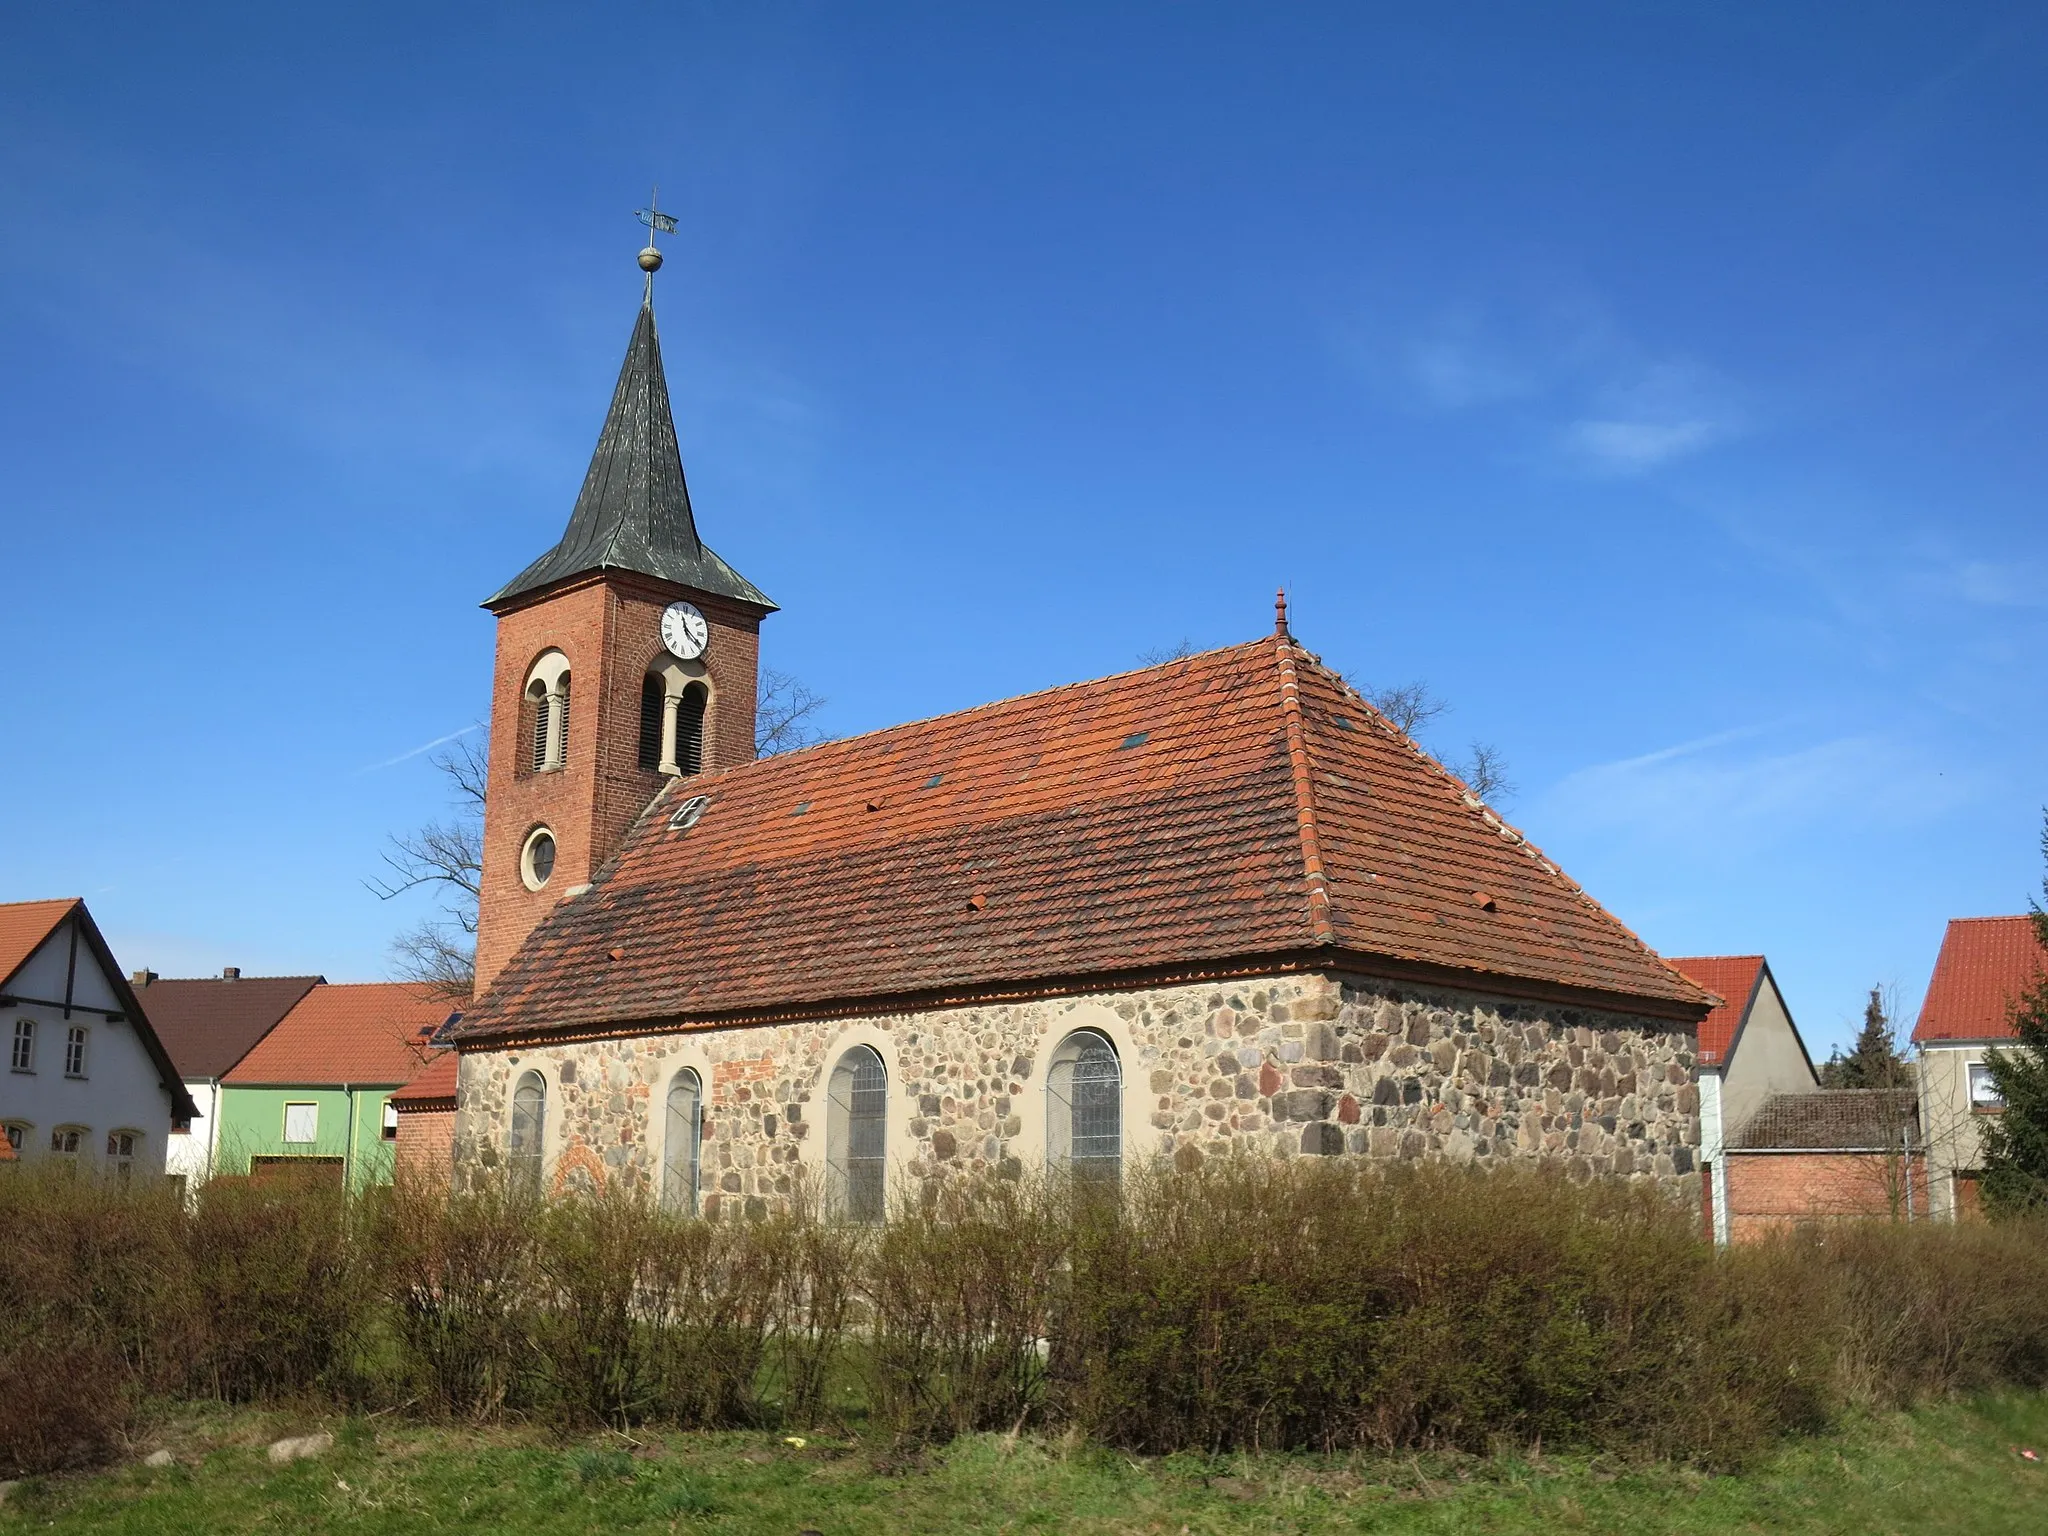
0, 1481, 18, 1506
267, 1432, 335, 1464
143, 1449, 175, 1467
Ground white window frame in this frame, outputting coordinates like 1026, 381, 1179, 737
1968, 1061, 2004, 1110
10, 1017, 34, 1073
381, 1099, 400, 1141
826, 1045, 888, 1225
106, 1129, 140, 1183
49, 1125, 85, 1158
663, 1067, 704, 1215
64, 1025, 88, 1079
283, 1101, 320, 1145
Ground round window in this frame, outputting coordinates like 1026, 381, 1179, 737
521, 828, 557, 890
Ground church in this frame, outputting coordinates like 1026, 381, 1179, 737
442, 243, 1715, 1218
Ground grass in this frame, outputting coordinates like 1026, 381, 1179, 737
5, 1396, 2046, 1535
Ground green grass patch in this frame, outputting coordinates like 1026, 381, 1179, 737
6, 1395, 2047, 1535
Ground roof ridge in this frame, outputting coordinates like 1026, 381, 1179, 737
1273, 635, 1336, 945
640, 635, 1280, 809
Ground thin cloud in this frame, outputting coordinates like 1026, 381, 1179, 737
1565, 418, 1722, 473
356, 724, 479, 775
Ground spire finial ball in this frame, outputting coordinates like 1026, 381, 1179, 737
638, 245, 664, 273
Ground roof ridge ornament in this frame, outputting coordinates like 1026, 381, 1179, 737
1275, 588, 1290, 637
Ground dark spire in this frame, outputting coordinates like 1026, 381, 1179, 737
484, 297, 775, 611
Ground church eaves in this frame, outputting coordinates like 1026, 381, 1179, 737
484, 299, 775, 612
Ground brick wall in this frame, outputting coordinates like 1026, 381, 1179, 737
1724, 1150, 1933, 1241
394, 1106, 455, 1184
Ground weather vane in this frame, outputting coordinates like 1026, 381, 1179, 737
634, 187, 677, 295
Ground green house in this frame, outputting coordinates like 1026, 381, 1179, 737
218, 982, 451, 1188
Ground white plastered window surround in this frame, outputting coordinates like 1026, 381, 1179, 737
524, 649, 572, 773
798, 1024, 913, 1220
519, 825, 558, 892
1013, 1004, 1161, 1174
648, 1039, 716, 1214
644, 656, 712, 777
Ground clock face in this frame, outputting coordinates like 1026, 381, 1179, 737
660, 601, 709, 660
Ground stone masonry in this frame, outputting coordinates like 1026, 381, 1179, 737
452, 969, 1699, 1215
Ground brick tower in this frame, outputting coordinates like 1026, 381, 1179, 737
474, 250, 775, 992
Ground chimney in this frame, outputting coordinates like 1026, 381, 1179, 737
130, 969, 157, 987
221, 966, 241, 981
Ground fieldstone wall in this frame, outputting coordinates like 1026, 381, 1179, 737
452, 969, 1699, 1213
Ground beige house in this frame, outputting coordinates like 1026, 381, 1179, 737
1912, 916, 2046, 1219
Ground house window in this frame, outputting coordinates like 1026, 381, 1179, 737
283, 1102, 319, 1145
510, 1071, 546, 1195
49, 1125, 85, 1158
1969, 1062, 2004, 1110
676, 683, 707, 777
64, 1026, 88, 1078
827, 1046, 887, 1224
1047, 1029, 1122, 1182
106, 1130, 139, 1183
3, 1122, 27, 1156
382, 1100, 400, 1141
663, 1068, 703, 1214
10, 1018, 33, 1072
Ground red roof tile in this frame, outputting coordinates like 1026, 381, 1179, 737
0, 899, 79, 987
225, 983, 453, 1085
136, 975, 324, 1080
391, 1050, 460, 1108
456, 635, 1711, 1044
1913, 916, 2048, 1044
1665, 956, 1764, 1067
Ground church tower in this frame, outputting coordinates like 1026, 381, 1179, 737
474, 237, 775, 992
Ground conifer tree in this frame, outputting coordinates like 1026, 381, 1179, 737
1979, 817, 2048, 1217
1819, 988, 1908, 1089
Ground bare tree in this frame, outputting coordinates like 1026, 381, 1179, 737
1365, 681, 1449, 738
1454, 742, 1517, 805
757, 667, 830, 757
1365, 681, 1515, 806
1138, 639, 1196, 665
370, 733, 486, 998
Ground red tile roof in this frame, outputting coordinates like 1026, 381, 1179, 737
225, 983, 453, 1085
136, 975, 324, 1080
390, 1050, 459, 1109
1665, 956, 1765, 1067
0, 898, 79, 988
1913, 916, 2048, 1044
455, 634, 1711, 1044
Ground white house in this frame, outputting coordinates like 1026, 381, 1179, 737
0, 898, 196, 1179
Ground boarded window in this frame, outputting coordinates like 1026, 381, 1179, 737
639, 675, 666, 770
510, 1071, 546, 1195
1048, 1030, 1122, 1182
664, 1069, 703, 1214
828, 1046, 887, 1223
283, 1102, 319, 1145
677, 684, 707, 777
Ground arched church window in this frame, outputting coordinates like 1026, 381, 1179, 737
663, 1068, 703, 1214
1048, 1030, 1121, 1182
523, 652, 572, 773
827, 1045, 887, 1223
638, 675, 665, 771
676, 683, 707, 777
509, 1071, 546, 1195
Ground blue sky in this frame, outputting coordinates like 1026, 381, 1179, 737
3, 3, 2042, 1057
